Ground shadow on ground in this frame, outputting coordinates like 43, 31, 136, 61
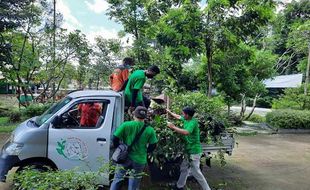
1, 134, 310, 190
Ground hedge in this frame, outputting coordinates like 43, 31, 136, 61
266, 109, 310, 129
22, 103, 52, 118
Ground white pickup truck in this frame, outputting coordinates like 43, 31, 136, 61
0, 90, 234, 185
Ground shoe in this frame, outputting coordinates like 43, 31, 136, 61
172, 184, 184, 190
174, 187, 184, 190
168, 183, 184, 190
97, 185, 106, 190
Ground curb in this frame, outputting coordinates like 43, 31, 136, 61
276, 129, 310, 134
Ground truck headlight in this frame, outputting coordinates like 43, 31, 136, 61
5, 142, 24, 155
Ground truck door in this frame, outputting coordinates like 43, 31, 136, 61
48, 97, 115, 185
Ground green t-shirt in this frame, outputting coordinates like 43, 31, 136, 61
124, 70, 146, 105
114, 121, 158, 164
181, 117, 202, 154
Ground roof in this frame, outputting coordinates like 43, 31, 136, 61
68, 90, 122, 98
263, 74, 303, 88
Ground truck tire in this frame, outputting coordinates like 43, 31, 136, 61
16, 162, 54, 173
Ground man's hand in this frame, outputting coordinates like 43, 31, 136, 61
129, 106, 135, 112
167, 121, 175, 129
167, 121, 189, 135
166, 109, 181, 120
166, 109, 172, 114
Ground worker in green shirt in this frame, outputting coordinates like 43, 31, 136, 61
166, 107, 211, 190
124, 65, 160, 111
110, 106, 158, 190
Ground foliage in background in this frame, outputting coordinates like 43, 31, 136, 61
1, 102, 51, 124
272, 85, 310, 110
170, 92, 225, 118
247, 96, 273, 108
266, 109, 310, 129
270, 0, 310, 75
21, 103, 52, 118
214, 43, 276, 110
9, 110, 22, 123
0, 117, 18, 133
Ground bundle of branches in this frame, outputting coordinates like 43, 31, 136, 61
148, 115, 184, 169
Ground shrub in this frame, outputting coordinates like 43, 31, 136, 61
13, 168, 99, 190
266, 109, 310, 129
9, 110, 22, 123
0, 108, 9, 117
11, 163, 135, 190
246, 114, 265, 123
23, 103, 52, 118
272, 85, 310, 110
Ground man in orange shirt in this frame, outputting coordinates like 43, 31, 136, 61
110, 57, 135, 92
78, 102, 102, 127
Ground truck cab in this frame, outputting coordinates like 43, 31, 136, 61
0, 90, 124, 185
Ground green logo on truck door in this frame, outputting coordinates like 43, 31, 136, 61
56, 137, 88, 160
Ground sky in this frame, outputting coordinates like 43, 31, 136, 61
56, 0, 291, 44
56, 0, 123, 44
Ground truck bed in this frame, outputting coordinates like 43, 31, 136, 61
201, 133, 235, 156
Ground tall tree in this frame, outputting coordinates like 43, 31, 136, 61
0, 0, 38, 71
271, 0, 310, 74
214, 43, 277, 117
151, 0, 276, 96
0, 1, 43, 105
37, 29, 89, 100
91, 37, 121, 89
286, 21, 310, 94
107, 0, 151, 65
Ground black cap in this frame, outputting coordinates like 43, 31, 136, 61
148, 65, 160, 74
123, 57, 135, 66
134, 106, 148, 119
182, 107, 195, 117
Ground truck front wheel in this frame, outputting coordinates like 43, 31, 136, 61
16, 162, 54, 173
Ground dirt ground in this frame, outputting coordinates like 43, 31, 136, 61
1, 133, 310, 190
204, 134, 310, 190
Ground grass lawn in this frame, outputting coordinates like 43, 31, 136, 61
0, 117, 18, 133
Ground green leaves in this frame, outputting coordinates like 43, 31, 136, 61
266, 109, 310, 129
272, 84, 310, 110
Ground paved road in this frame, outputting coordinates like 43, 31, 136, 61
231, 106, 272, 116
1, 133, 310, 190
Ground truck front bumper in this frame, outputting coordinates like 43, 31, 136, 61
0, 153, 20, 182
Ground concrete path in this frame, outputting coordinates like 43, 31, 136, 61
231, 106, 272, 116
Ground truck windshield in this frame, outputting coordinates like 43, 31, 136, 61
35, 97, 72, 126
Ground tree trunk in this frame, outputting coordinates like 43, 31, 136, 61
96, 76, 100, 90
304, 44, 310, 95
227, 104, 231, 117
240, 94, 246, 118
52, 0, 56, 101
244, 94, 260, 121
207, 55, 213, 97
205, 37, 213, 97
